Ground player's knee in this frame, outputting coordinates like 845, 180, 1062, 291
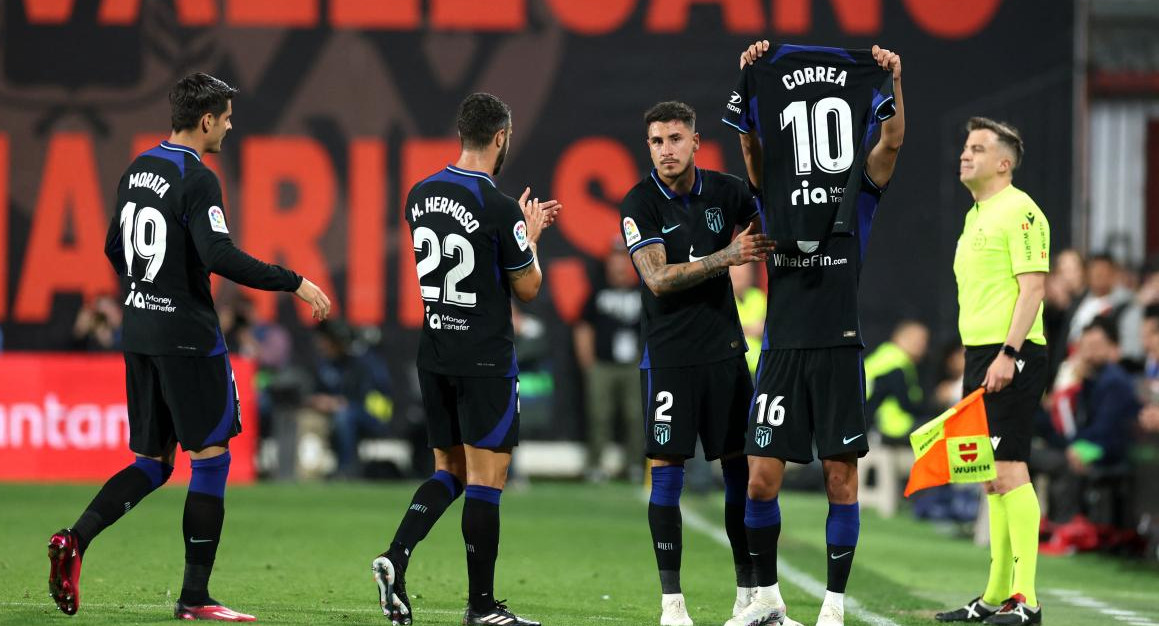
189, 451, 231, 498
132, 456, 175, 490
824, 469, 857, 502
746, 470, 780, 500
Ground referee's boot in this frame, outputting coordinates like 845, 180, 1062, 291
462, 600, 540, 626
983, 595, 1042, 625
371, 551, 412, 625
935, 596, 999, 622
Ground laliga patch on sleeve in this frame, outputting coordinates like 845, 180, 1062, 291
623, 217, 641, 246
513, 220, 529, 251
208, 206, 229, 234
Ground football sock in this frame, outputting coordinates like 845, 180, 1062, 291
72, 457, 173, 554
180, 452, 230, 606
649, 465, 685, 594
721, 456, 755, 588
982, 493, 1013, 606
462, 485, 502, 612
389, 470, 464, 571
1003, 483, 1040, 607
744, 496, 781, 588
825, 501, 859, 594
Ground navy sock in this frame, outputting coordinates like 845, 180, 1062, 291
825, 502, 860, 593
73, 457, 173, 553
721, 457, 754, 587
462, 485, 501, 612
745, 496, 781, 588
390, 470, 463, 571
649, 465, 684, 594
181, 452, 230, 606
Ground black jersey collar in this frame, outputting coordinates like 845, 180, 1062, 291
650, 167, 703, 200
446, 164, 497, 188
160, 141, 201, 162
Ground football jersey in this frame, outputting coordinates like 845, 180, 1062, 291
761, 172, 884, 349
104, 141, 301, 357
406, 165, 534, 377
722, 44, 894, 244
620, 167, 757, 368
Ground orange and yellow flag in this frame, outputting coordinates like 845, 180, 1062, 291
904, 388, 996, 497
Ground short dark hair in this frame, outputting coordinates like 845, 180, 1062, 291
644, 101, 696, 134
457, 93, 511, 150
1088, 252, 1117, 268
1144, 303, 1159, 324
170, 72, 238, 132
967, 116, 1024, 169
1084, 315, 1120, 346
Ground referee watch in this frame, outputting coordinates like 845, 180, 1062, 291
1000, 343, 1021, 359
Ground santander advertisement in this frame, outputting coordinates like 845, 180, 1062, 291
0, 354, 257, 483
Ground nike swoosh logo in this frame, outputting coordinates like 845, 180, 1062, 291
689, 245, 706, 263
830, 551, 852, 560
662, 224, 680, 233
189, 538, 215, 543
842, 434, 864, 445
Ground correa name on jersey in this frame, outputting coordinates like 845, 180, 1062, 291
781, 65, 848, 90
127, 171, 171, 198
410, 196, 480, 233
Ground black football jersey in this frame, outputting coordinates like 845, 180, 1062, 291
722, 44, 894, 243
619, 168, 757, 368
105, 141, 301, 357
760, 172, 885, 349
406, 165, 535, 377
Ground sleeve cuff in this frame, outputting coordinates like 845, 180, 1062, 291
504, 255, 535, 271
721, 117, 750, 134
629, 237, 665, 255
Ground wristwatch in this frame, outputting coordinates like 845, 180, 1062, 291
1000, 344, 1021, 359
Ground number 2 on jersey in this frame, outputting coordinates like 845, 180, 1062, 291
413, 226, 477, 307
119, 201, 168, 282
753, 393, 786, 426
654, 391, 674, 423
779, 98, 853, 175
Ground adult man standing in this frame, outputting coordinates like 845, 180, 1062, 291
372, 93, 559, 626
621, 100, 772, 626
48, 72, 331, 622
723, 42, 905, 626
937, 117, 1049, 625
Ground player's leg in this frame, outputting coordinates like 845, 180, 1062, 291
584, 361, 616, 481
374, 370, 465, 625
48, 353, 177, 616
817, 454, 859, 626
458, 376, 539, 626
620, 363, 645, 481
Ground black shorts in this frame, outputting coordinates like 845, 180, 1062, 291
963, 342, 1047, 462
642, 356, 752, 461
418, 369, 520, 450
124, 352, 241, 456
745, 347, 867, 463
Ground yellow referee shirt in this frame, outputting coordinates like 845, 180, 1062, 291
953, 184, 1049, 347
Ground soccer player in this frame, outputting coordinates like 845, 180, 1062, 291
723, 42, 906, 626
372, 93, 559, 626
47, 72, 331, 622
935, 119, 1048, 625
620, 101, 773, 626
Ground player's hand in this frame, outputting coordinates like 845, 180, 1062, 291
871, 45, 901, 80
740, 39, 770, 69
518, 187, 551, 244
721, 222, 774, 266
295, 277, 332, 321
982, 354, 1015, 393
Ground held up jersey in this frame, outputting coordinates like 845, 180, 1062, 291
406, 165, 534, 377
105, 141, 301, 357
722, 44, 894, 243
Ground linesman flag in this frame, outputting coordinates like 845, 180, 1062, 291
904, 388, 996, 497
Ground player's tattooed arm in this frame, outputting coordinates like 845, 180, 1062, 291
633, 226, 771, 297
508, 261, 538, 282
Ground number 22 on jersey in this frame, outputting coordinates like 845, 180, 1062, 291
413, 226, 477, 307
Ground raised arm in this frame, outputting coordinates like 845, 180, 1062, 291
865, 45, 905, 188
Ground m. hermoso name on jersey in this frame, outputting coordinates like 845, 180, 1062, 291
410, 196, 480, 233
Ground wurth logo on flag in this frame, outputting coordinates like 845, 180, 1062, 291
958, 442, 978, 463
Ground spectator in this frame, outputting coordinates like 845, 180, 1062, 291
71, 293, 122, 351
933, 342, 966, 410
864, 320, 929, 444
1067, 253, 1132, 346
730, 263, 765, 377
574, 241, 643, 481
1136, 305, 1159, 432
1117, 262, 1159, 365
1043, 249, 1085, 385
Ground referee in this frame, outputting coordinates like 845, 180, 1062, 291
937, 118, 1048, 626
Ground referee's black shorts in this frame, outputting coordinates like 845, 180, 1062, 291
962, 342, 1047, 462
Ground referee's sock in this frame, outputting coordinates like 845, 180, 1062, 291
388, 470, 464, 572
462, 485, 502, 612
721, 456, 754, 588
981, 492, 1013, 606
649, 465, 685, 595
72, 457, 174, 554
1003, 483, 1040, 607
824, 501, 860, 609
180, 452, 230, 607
744, 495, 781, 603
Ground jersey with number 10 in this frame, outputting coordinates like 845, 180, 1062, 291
722, 44, 894, 243
406, 165, 534, 377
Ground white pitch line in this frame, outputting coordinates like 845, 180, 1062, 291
1040, 589, 1159, 626
680, 505, 903, 626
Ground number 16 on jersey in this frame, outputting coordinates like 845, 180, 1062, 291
752, 393, 784, 449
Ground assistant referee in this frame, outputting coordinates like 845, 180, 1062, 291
937, 118, 1048, 626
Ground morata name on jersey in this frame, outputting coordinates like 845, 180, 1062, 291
782, 65, 848, 91
411, 196, 480, 233
128, 171, 171, 198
